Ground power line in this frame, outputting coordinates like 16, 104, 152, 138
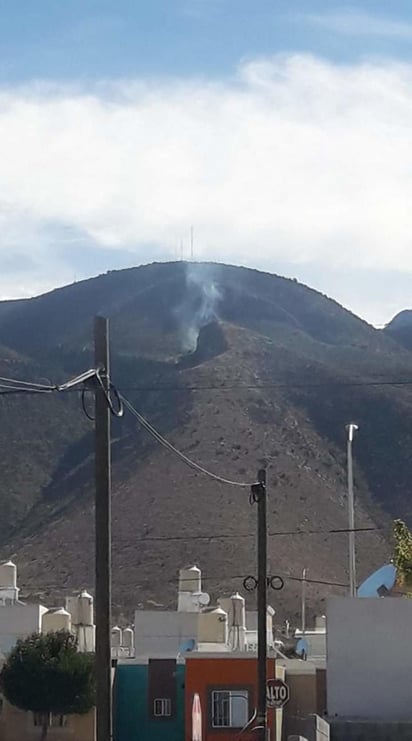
78, 526, 382, 543
116, 378, 412, 392
4, 373, 412, 396
0, 370, 123, 418
0, 375, 54, 390
16, 570, 353, 591
120, 393, 255, 488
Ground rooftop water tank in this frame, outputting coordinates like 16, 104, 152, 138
217, 597, 233, 624
315, 615, 326, 631
179, 566, 201, 594
198, 607, 228, 644
122, 627, 134, 649
78, 590, 94, 625
42, 608, 71, 634
0, 561, 17, 589
111, 626, 122, 647
231, 593, 246, 628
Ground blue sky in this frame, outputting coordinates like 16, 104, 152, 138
1, 1, 412, 323
2, 1, 412, 81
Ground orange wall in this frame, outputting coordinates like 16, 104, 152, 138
185, 657, 277, 741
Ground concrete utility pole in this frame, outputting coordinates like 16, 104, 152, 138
254, 468, 268, 741
94, 316, 112, 741
346, 423, 359, 598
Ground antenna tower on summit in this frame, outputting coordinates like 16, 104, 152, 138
190, 226, 194, 260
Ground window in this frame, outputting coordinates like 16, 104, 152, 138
153, 698, 172, 717
33, 713, 68, 728
51, 715, 68, 728
211, 690, 249, 728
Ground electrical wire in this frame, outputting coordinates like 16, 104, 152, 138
116, 378, 412, 392
95, 371, 124, 417
0, 386, 52, 396
85, 526, 381, 545
0, 375, 55, 390
120, 393, 255, 488
0, 369, 124, 417
110, 526, 382, 542
56, 368, 98, 392
16, 571, 353, 591
5, 373, 412, 395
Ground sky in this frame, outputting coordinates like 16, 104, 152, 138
1, 2, 412, 324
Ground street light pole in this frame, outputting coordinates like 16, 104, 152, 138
346, 423, 359, 598
301, 568, 307, 634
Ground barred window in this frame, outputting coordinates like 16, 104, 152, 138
153, 698, 172, 717
211, 689, 249, 728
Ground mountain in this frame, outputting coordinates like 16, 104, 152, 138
1, 261, 412, 622
384, 310, 412, 351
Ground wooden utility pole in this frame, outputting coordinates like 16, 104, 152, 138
255, 468, 268, 741
94, 316, 112, 741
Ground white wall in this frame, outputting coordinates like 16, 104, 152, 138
134, 610, 198, 657
0, 603, 46, 656
327, 597, 412, 720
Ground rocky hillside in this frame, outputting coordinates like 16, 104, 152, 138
1, 261, 412, 622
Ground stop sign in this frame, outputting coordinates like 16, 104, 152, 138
266, 678, 290, 709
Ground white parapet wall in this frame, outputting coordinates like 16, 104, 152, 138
327, 596, 412, 720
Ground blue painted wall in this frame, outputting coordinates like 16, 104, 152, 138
114, 663, 185, 741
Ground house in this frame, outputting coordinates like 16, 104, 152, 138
115, 564, 331, 740
0, 561, 47, 657
114, 659, 185, 741
0, 699, 95, 741
184, 654, 283, 741
0, 560, 97, 741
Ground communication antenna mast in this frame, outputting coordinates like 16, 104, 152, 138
180, 239, 184, 261
190, 226, 194, 260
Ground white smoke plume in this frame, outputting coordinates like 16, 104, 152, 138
178, 263, 222, 352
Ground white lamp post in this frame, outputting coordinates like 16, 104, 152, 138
346, 423, 359, 597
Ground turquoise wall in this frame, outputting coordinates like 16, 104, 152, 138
114, 663, 185, 741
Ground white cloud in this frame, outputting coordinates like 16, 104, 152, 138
1, 54, 412, 321
302, 10, 412, 40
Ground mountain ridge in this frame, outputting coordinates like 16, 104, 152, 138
0, 261, 410, 621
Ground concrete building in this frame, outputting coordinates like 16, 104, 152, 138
114, 653, 327, 741
0, 560, 97, 741
0, 698, 95, 741
134, 565, 276, 657
0, 560, 48, 657
327, 596, 412, 721
294, 615, 327, 664
114, 659, 185, 741
184, 654, 284, 741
